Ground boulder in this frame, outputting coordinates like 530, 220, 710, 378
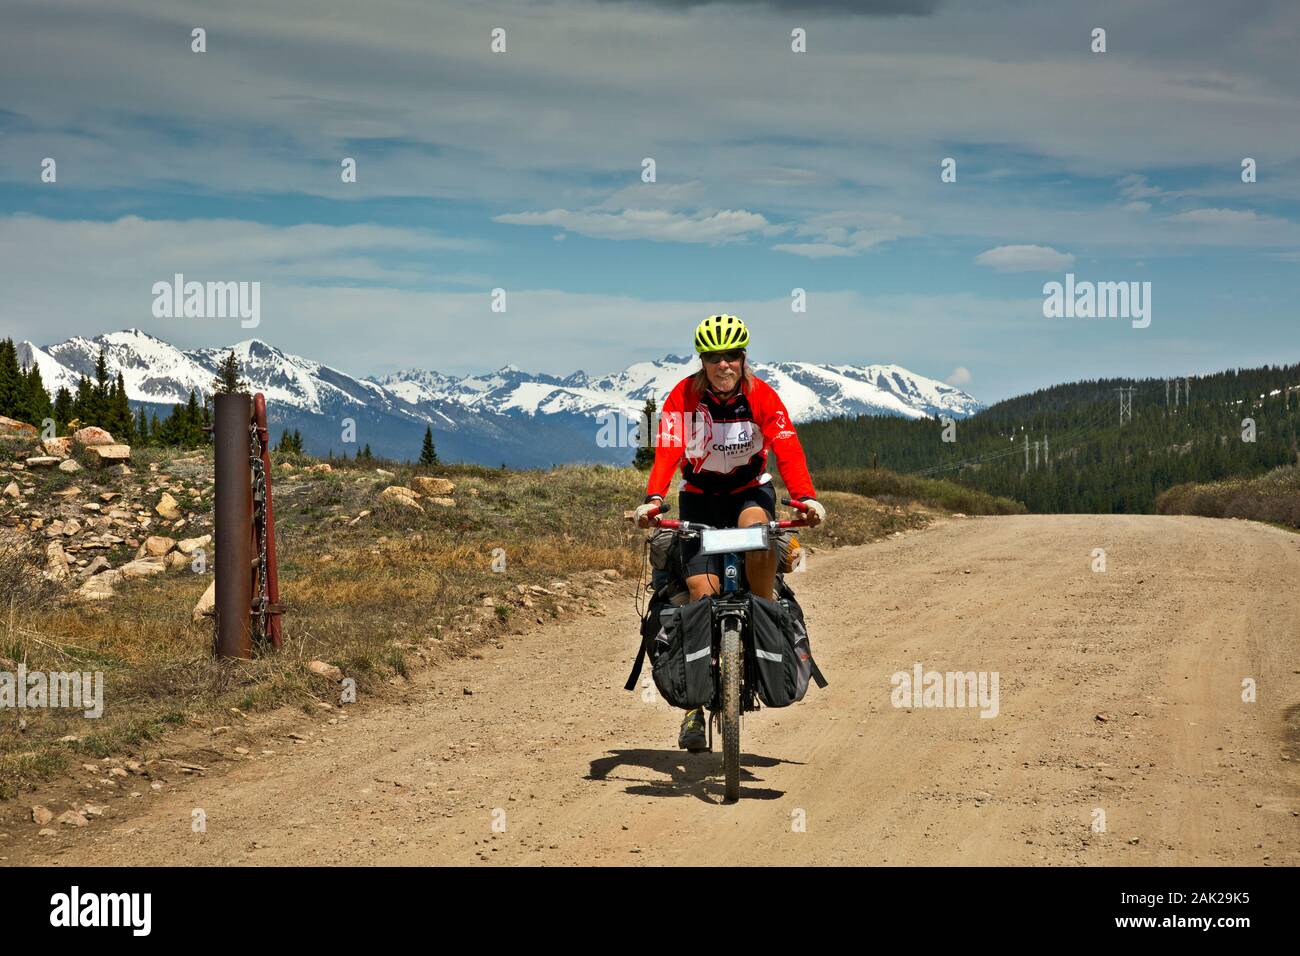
411, 476, 455, 497
308, 463, 332, 473
58, 459, 83, 473
144, 535, 176, 556
86, 444, 131, 466
81, 555, 111, 577
24, 456, 61, 468
192, 579, 216, 621
0, 415, 38, 437
427, 496, 457, 508
380, 486, 423, 510
155, 492, 181, 520
176, 534, 211, 555
72, 426, 115, 447
119, 558, 165, 578
166, 550, 190, 570
44, 542, 70, 580
307, 660, 343, 681
76, 570, 123, 600
42, 436, 73, 457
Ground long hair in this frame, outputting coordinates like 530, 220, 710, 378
689, 353, 754, 399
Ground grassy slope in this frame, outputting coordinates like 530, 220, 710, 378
1155, 463, 1300, 530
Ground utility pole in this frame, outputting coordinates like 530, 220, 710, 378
1044, 434, 1050, 470
1115, 386, 1134, 425
1024, 432, 1030, 474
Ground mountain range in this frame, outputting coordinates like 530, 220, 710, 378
14, 329, 983, 467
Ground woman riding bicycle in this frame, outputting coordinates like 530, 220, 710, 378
633, 314, 827, 750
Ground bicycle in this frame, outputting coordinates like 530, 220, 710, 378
628, 497, 812, 801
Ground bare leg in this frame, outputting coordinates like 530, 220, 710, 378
739, 506, 776, 600
687, 572, 721, 602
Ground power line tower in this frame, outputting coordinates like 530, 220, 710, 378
1115, 386, 1134, 425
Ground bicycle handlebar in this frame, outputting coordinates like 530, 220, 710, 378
628, 497, 810, 531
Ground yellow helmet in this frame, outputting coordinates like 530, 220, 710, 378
694, 314, 749, 354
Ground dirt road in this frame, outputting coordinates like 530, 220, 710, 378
10, 514, 1300, 866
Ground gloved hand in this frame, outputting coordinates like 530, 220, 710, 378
799, 497, 826, 527
635, 497, 664, 529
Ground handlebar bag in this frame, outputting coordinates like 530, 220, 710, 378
649, 597, 714, 709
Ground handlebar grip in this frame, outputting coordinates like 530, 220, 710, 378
782, 497, 809, 512
654, 500, 672, 515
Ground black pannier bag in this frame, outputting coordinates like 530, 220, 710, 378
748, 592, 827, 708
647, 597, 715, 709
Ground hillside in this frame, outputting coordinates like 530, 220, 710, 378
799, 362, 1300, 514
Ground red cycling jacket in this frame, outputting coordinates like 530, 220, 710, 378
644, 374, 817, 502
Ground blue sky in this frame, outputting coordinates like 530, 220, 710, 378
1, 0, 1298, 404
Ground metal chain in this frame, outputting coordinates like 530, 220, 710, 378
249, 420, 269, 642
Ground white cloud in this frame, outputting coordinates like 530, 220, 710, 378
1124, 201, 1152, 213
974, 245, 1076, 272
945, 366, 972, 386
1166, 208, 1263, 226
493, 207, 771, 243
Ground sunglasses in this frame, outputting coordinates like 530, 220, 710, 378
702, 350, 745, 365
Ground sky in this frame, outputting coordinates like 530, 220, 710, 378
1, 0, 1298, 404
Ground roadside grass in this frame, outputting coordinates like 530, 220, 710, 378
813, 466, 1028, 515
1155, 463, 1300, 531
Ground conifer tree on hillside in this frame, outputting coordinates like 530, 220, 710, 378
419, 426, 439, 466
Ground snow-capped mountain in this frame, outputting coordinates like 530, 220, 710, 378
371, 354, 981, 423
15, 329, 983, 465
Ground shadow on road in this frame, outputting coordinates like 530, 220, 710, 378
587, 749, 802, 803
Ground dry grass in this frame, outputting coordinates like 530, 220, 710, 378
1155, 464, 1300, 530
0, 454, 941, 797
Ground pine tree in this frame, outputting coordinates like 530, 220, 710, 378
136, 406, 150, 446
418, 426, 439, 466
149, 412, 162, 446
277, 428, 293, 453
292, 428, 303, 453
632, 397, 656, 469
21, 362, 53, 429
183, 389, 202, 447
211, 349, 248, 394
53, 387, 73, 432
73, 375, 93, 427
361, 443, 373, 462
110, 371, 133, 440
91, 350, 110, 426
0, 338, 21, 420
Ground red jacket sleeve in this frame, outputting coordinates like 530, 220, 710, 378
754, 379, 817, 501
644, 379, 686, 501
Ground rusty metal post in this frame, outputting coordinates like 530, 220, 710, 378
214, 392, 253, 659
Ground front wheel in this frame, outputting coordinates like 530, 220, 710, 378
719, 620, 742, 801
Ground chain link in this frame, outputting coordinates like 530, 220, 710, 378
249, 420, 269, 642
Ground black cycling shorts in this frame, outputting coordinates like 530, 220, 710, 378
678, 483, 777, 579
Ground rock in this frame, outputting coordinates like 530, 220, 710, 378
81, 501, 101, 512
380, 486, 423, 510
77, 570, 122, 600
155, 493, 181, 520
58, 459, 83, 473
62, 518, 81, 536
52, 486, 81, 500
468, 487, 479, 496
144, 535, 176, 557
31, 805, 53, 825
307, 660, 343, 681
37, 828, 57, 837
81, 556, 111, 577
86, 444, 131, 466
72, 426, 115, 447
348, 510, 371, 526
44, 542, 70, 580
601, 568, 621, 580
375, 468, 394, 477
42, 436, 74, 456
427, 496, 456, 508
2, 481, 18, 499
106, 463, 131, 476
176, 534, 211, 555
192, 580, 216, 621
99, 492, 120, 502
56, 810, 89, 828
308, 463, 332, 473
24, 456, 61, 468
0, 415, 38, 437
411, 476, 455, 497
166, 550, 190, 570
119, 558, 165, 578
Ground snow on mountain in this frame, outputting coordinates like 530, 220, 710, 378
15, 329, 983, 463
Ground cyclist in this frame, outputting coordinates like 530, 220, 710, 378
634, 314, 826, 751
